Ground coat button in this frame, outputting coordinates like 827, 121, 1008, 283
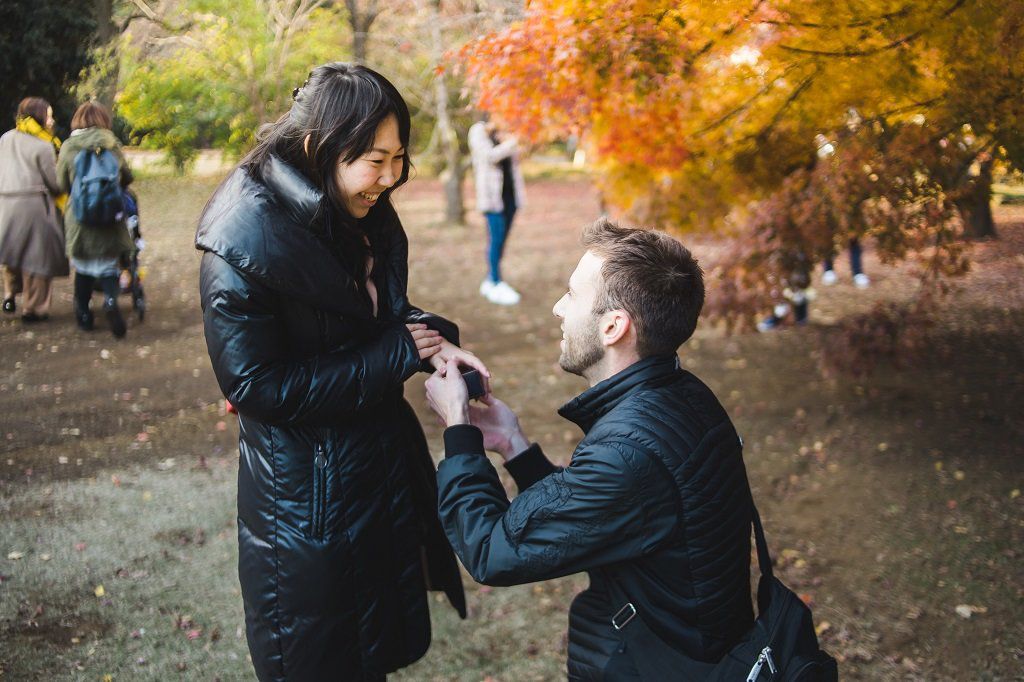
315, 453, 327, 468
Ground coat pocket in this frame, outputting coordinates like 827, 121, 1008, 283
309, 443, 328, 540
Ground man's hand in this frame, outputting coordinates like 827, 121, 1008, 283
425, 359, 471, 426
468, 395, 530, 462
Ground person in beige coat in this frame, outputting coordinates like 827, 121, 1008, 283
469, 115, 526, 306
0, 97, 69, 321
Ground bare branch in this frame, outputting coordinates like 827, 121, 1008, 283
778, 0, 967, 57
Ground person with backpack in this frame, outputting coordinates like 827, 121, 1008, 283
0, 97, 70, 321
56, 101, 133, 338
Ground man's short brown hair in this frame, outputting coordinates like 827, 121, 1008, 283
16, 97, 50, 126
582, 218, 705, 357
70, 101, 113, 131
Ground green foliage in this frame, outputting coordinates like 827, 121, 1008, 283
0, 0, 96, 132
117, 0, 348, 171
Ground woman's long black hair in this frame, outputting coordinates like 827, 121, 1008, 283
240, 62, 412, 275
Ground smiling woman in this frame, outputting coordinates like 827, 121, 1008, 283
194, 62, 489, 681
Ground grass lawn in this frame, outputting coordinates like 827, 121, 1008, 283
1, 173, 1021, 680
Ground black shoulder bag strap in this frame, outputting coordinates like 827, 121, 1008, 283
602, 501, 774, 680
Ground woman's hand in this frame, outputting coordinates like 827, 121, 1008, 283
406, 323, 443, 362
428, 340, 491, 390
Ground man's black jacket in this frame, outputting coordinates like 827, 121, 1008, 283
438, 356, 755, 680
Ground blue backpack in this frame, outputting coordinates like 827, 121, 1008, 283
71, 147, 124, 226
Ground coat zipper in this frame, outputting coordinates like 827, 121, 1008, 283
311, 443, 327, 540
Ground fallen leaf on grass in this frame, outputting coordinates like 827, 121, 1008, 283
94, 584, 105, 597
74, 542, 87, 551
7, 551, 24, 560
954, 604, 987, 619
186, 628, 202, 640
815, 621, 831, 636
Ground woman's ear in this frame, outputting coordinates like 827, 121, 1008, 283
303, 134, 311, 157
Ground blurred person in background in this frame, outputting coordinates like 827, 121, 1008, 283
0, 96, 69, 321
56, 101, 134, 338
469, 113, 526, 305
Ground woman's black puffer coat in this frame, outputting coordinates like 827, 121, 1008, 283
196, 155, 466, 681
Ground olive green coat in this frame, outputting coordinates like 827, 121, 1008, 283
56, 127, 134, 261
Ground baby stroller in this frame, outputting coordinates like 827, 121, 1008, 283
93, 188, 147, 321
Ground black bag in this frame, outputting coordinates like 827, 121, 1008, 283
605, 505, 838, 681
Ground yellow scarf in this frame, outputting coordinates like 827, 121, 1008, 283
15, 116, 67, 212
15, 115, 60, 151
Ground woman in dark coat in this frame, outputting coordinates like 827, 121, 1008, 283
196, 63, 485, 681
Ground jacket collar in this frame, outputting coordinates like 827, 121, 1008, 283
262, 154, 323, 228
194, 156, 374, 319
558, 355, 681, 433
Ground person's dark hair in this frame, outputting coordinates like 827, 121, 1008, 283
582, 217, 705, 356
16, 97, 50, 127
239, 62, 411, 271
70, 101, 113, 131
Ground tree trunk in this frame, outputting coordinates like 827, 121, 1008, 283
95, 0, 119, 109
345, 1, 378, 64
352, 26, 368, 63
956, 158, 997, 240
429, 0, 465, 225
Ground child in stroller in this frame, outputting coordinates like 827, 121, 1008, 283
94, 188, 146, 321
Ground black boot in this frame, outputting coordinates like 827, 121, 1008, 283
104, 295, 126, 338
75, 304, 94, 331
73, 273, 95, 330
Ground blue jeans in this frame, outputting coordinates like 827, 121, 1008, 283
484, 206, 516, 283
824, 238, 863, 275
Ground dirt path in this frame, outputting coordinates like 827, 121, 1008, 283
1, 174, 1021, 680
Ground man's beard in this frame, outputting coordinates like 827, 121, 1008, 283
559, 318, 605, 377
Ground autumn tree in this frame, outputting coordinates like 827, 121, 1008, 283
461, 0, 1024, 321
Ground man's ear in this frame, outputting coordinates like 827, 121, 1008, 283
600, 309, 633, 347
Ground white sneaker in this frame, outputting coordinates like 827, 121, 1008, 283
854, 273, 870, 289
487, 281, 521, 305
479, 279, 496, 297
822, 269, 837, 285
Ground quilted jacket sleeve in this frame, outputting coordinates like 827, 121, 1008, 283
200, 252, 421, 427
436, 439, 675, 586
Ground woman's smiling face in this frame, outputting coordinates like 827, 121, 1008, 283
334, 114, 405, 219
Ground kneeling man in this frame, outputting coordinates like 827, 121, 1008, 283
426, 219, 755, 680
